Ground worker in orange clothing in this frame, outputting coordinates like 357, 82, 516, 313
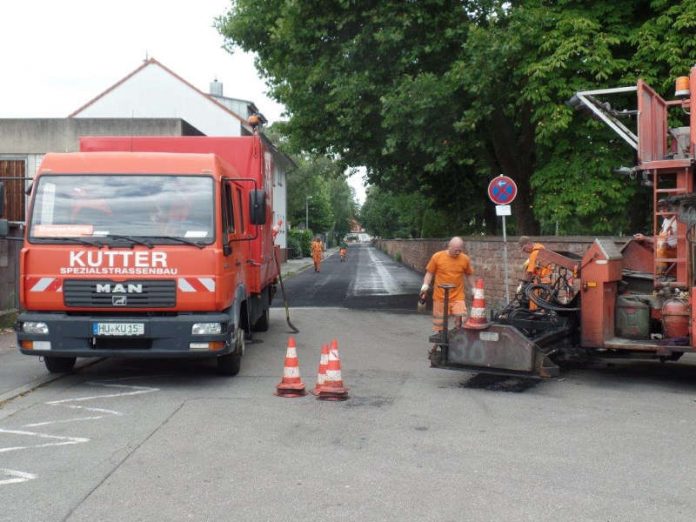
310, 236, 324, 272
634, 218, 677, 274
419, 236, 475, 337
519, 236, 553, 310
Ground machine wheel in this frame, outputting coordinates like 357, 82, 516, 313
44, 356, 76, 373
217, 328, 244, 376
252, 308, 270, 332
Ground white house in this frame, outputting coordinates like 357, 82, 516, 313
70, 58, 290, 250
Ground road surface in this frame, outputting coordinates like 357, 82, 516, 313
1, 244, 696, 521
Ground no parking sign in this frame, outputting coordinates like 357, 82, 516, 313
487, 175, 518, 205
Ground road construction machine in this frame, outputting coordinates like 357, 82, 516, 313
431, 66, 696, 378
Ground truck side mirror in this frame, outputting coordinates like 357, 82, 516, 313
249, 189, 267, 225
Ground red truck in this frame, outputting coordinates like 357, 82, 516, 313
0, 135, 279, 375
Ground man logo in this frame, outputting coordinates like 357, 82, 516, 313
96, 283, 143, 294
112, 296, 127, 306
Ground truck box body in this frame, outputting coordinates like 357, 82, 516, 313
79, 136, 278, 295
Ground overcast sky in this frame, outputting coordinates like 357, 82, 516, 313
0, 0, 367, 203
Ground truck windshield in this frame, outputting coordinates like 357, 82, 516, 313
28, 175, 214, 244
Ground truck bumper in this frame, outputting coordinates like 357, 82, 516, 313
16, 312, 235, 359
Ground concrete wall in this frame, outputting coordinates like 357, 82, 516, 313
376, 236, 627, 311
0, 118, 202, 154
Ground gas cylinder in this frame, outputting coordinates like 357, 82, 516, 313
661, 298, 690, 338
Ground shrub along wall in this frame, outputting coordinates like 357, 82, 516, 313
375, 236, 627, 311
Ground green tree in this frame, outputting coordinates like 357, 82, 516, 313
360, 186, 456, 239
267, 124, 357, 235
219, 1, 696, 235
328, 174, 358, 239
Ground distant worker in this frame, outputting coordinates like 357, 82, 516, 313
519, 236, 553, 310
420, 237, 475, 337
311, 236, 324, 272
339, 240, 348, 262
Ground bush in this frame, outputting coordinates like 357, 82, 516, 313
394, 251, 402, 263
287, 234, 303, 259
288, 228, 313, 257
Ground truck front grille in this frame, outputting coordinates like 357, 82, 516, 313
63, 279, 176, 308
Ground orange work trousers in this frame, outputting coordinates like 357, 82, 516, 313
432, 299, 467, 332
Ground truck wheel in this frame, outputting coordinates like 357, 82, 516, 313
252, 308, 270, 332
217, 328, 244, 376
44, 356, 76, 373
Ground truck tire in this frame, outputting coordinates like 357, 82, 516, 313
44, 356, 76, 373
252, 308, 270, 332
217, 328, 244, 376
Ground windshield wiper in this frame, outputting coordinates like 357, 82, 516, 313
36, 236, 105, 247
102, 234, 154, 249
146, 236, 206, 249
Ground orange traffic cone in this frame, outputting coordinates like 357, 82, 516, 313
464, 278, 490, 330
311, 343, 330, 395
275, 337, 307, 398
317, 339, 349, 401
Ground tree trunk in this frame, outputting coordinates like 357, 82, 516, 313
486, 106, 540, 235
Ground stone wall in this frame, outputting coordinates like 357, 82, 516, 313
376, 236, 627, 310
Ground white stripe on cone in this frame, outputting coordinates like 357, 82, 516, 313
283, 367, 300, 378
317, 351, 328, 385
471, 308, 486, 318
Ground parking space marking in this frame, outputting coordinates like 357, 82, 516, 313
0, 381, 159, 487
0, 469, 37, 486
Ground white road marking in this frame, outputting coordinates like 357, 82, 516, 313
0, 469, 37, 486
0, 428, 89, 453
0, 381, 159, 486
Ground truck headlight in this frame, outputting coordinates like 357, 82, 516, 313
22, 322, 49, 335
192, 323, 222, 335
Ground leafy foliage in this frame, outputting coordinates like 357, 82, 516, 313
360, 186, 455, 239
219, 1, 696, 236
266, 124, 357, 238
287, 228, 312, 258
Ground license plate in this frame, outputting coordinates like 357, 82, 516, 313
92, 322, 145, 336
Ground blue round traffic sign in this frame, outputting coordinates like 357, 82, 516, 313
487, 176, 517, 205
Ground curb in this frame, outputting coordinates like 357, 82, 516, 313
282, 261, 314, 280
0, 358, 102, 407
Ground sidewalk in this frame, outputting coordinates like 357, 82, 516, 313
280, 257, 314, 279
280, 247, 339, 279
0, 248, 338, 407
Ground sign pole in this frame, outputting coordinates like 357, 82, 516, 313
502, 214, 509, 304
488, 175, 518, 306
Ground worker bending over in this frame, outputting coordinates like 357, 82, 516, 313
519, 236, 553, 310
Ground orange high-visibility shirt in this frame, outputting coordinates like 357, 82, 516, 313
425, 250, 474, 302
526, 243, 552, 280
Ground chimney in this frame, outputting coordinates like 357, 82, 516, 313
210, 79, 223, 97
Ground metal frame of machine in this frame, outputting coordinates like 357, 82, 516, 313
431, 66, 696, 378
